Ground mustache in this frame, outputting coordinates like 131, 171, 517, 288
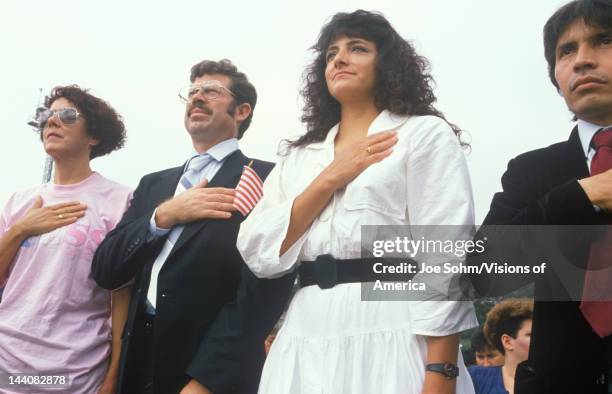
189, 100, 213, 115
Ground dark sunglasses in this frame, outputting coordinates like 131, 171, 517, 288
37, 108, 81, 128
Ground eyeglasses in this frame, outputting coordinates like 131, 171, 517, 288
178, 81, 235, 104
36, 108, 81, 128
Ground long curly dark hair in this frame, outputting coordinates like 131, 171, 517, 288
292, 10, 463, 148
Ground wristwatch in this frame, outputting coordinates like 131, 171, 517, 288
425, 363, 459, 379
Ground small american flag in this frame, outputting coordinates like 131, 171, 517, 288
234, 162, 264, 216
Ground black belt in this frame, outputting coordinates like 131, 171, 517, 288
298, 254, 416, 289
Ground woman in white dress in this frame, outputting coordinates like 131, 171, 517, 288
238, 10, 477, 394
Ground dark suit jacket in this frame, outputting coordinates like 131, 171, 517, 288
470, 128, 610, 394
91, 150, 295, 394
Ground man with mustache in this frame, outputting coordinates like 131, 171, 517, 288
91, 59, 295, 394
472, 0, 612, 392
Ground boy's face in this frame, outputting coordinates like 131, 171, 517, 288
475, 347, 505, 367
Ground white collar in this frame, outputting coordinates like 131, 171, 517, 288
189, 138, 239, 162
577, 119, 612, 155
367, 109, 410, 135
305, 110, 409, 150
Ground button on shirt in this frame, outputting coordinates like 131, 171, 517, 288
146, 138, 239, 308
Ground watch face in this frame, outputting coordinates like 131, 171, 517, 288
426, 363, 459, 378
444, 363, 459, 377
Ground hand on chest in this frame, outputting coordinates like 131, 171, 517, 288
287, 146, 409, 221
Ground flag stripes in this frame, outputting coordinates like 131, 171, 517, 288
234, 165, 264, 216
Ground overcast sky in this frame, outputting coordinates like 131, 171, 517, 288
0, 0, 573, 222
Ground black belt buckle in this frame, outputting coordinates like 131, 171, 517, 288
314, 254, 338, 289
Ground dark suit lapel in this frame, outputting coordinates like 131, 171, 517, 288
152, 166, 184, 204
561, 126, 590, 180
168, 150, 247, 257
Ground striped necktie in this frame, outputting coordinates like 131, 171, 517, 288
177, 153, 213, 193
167, 153, 213, 245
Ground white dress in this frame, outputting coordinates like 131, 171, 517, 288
237, 111, 478, 394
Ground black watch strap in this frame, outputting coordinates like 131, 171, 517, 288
425, 363, 459, 379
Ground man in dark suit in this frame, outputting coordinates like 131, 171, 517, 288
469, 1, 612, 393
92, 59, 294, 394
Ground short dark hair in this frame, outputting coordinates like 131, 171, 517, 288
483, 298, 533, 355
544, 0, 612, 89
43, 85, 126, 159
292, 9, 463, 148
471, 329, 494, 353
190, 59, 257, 139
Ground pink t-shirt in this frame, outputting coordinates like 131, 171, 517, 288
0, 172, 132, 393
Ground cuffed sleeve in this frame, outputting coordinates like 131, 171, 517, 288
147, 208, 170, 242
409, 300, 479, 336
404, 117, 478, 335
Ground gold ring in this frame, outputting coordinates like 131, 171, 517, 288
58, 214, 64, 219
366, 146, 371, 154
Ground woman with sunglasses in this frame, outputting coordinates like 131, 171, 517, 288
238, 10, 477, 394
0, 85, 131, 393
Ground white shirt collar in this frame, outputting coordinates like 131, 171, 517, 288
305, 110, 409, 150
577, 119, 612, 155
189, 138, 239, 162
367, 110, 410, 135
